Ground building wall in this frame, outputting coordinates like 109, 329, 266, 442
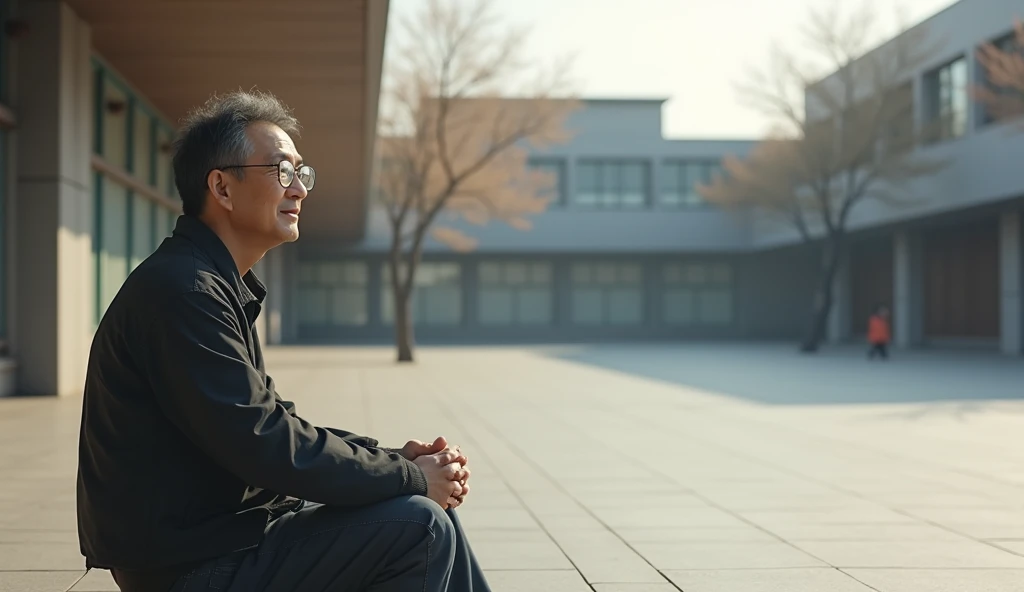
354, 100, 756, 255
289, 253, 755, 344
2, 1, 181, 396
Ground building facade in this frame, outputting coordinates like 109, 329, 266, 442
289, 99, 822, 345
0, 0, 389, 396
287, 0, 1024, 355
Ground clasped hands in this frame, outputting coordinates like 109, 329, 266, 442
398, 436, 471, 510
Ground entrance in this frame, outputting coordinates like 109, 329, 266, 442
849, 238, 894, 338
923, 218, 1000, 341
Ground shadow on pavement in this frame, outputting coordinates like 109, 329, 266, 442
542, 342, 1024, 406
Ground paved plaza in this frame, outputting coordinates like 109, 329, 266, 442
3, 344, 1024, 591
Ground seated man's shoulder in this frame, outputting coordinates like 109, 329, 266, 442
122, 243, 235, 311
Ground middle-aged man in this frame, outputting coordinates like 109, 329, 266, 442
77, 90, 491, 592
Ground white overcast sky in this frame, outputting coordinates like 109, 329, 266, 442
387, 0, 959, 139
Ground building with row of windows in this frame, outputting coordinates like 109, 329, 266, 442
284, 0, 1024, 355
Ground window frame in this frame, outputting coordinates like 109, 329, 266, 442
572, 159, 651, 209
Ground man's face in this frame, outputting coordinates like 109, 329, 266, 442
229, 121, 308, 246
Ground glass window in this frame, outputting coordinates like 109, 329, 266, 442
296, 261, 369, 326
154, 207, 170, 246
528, 159, 565, 205
477, 261, 554, 326
297, 287, 329, 324
381, 262, 462, 326
924, 57, 968, 142
101, 78, 129, 169
576, 162, 599, 206
570, 262, 643, 325
98, 179, 129, 318
661, 161, 722, 207
132, 104, 152, 183
982, 32, 1024, 124
155, 126, 173, 195
662, 262, 734, 325
130, 197, 153, 270
573, 161, 649, 208
0, 130, 6, 337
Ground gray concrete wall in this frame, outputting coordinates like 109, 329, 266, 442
13, 1, 93, 396
735, 246, 820, 340
355, 100, 755, 255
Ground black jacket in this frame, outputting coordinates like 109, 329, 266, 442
77, 215, 428, 574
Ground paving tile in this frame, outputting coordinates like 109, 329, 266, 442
591, 506, 748, 529
632, 541, 826, 570
614, 526, 776, 544
0, 571, 84, 592
664, 567, 876, 591
989, 540, 1024, 555
593, 581, 679, 585
549, 529, 665, 584
846, 568, 1024, 591
793, 540, 1024, 568
739, 508, 918, 529
0, 542, 85, 571
471, 536, 573, 570
483, 570, 591, 592
69, 569, 121, 591
0, 529, 78, 544
455, 506, 538, 530
764, 522, 968, 542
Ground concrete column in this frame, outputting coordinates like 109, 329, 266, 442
999, 210, 1022, 355
280, 245, 298, 343
827, 253, 852, 343
260, 246, 285, 345
893, 230, 924, 348
13, 2, 93, 395
561, 158, 575, 207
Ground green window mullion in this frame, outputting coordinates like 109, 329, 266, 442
125, 96, 134, 173
149, 118, 158, 188
124, 191, 133, 277
93, 68, 104, 155
93, 172, 104, 325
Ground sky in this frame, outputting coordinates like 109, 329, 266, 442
387, 0, 960, 140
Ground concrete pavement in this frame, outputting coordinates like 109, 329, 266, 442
3, 344, 1024, 591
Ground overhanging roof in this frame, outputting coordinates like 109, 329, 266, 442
64, 0, 389, 242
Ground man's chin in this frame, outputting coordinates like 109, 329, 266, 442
275, 225, 300, 243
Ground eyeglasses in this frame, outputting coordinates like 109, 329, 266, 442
216, 160, 316, 191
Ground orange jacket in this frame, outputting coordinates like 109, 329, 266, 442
868, 315, 890, 344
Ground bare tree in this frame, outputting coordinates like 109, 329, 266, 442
376, 0, 577, 362
975, 20, 1024, 124
699, 4, 945, 353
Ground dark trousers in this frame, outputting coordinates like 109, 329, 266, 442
868, 342, 889, 360
169, 496, 490, 592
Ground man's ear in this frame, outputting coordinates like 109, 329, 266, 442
207, 169, 234, 213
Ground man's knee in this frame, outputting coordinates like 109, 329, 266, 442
387, 495, 455, 542
383, 496, 456, 569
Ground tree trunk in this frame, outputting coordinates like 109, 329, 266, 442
800, 239, 843, 353
394, 285, 415, 363
388, 240, 417, 363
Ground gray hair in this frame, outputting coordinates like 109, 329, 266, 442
172, 90, 301, 217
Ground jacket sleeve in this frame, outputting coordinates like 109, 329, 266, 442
144, 288, 427, 506
268, 375, 380, 448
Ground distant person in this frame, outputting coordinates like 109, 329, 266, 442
867, 304, 891, 360
77, 90, 490, 592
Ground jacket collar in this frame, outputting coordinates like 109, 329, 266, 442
172, 215, 268, 306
